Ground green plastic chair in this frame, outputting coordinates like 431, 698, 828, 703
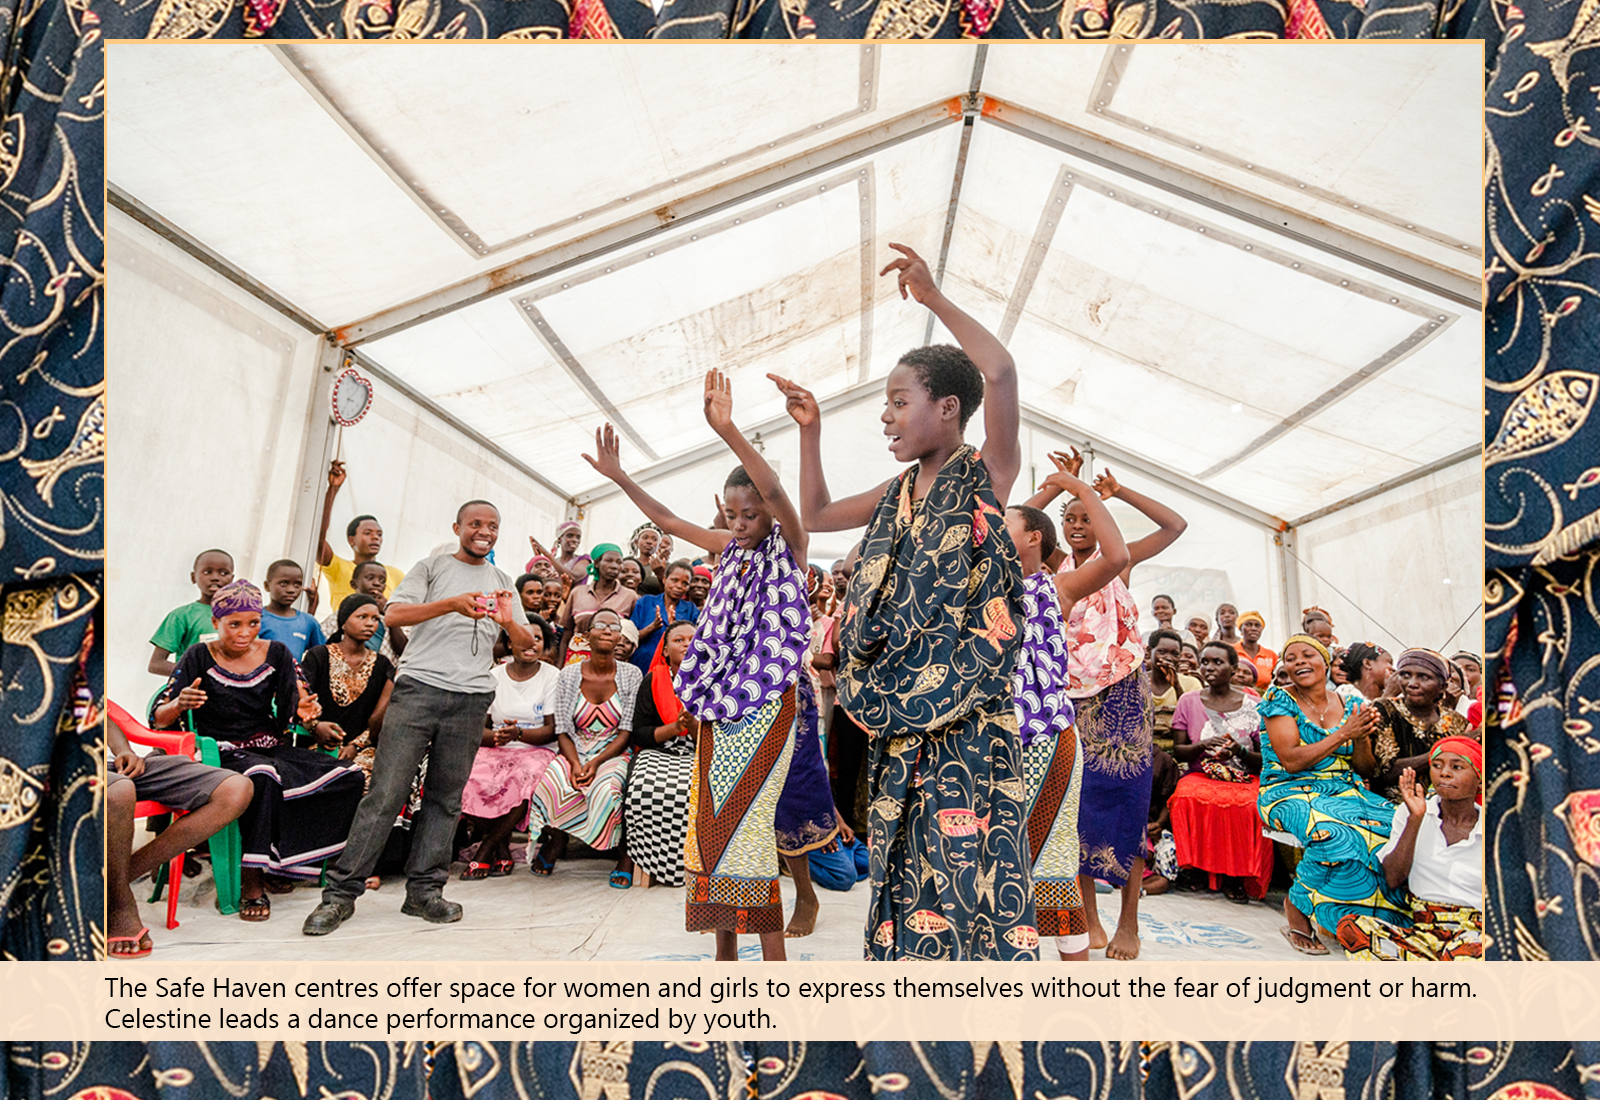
143, 689, 243, 917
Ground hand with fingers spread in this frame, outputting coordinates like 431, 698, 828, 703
704, 369, 735, 432
1398, 765, 1428, 820
1049, 448, 1084, 478
1092, 468, 1123, 501
582, 423, 627, 483
880, 242, 938, 303
768, 373, 820, 429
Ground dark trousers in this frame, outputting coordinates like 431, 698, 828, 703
322, 678, 493, 903
828, 702, 870, 835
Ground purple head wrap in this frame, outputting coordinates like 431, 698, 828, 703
210, 580, 263, 619
674, 525, 809, 722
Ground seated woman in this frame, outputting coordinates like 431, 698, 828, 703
1367, 648, 1472, 804
622, 620, 699, 888
1167, 642, 1271, 903
151, 580, 365, 922
1257, 634, 1408, 954
528, 607, 641, 879
629, 559, 699, 672
559, 544, 634, 666
1336, 737, 1483, 960
459, 615, 561, 878
1336, 641, 1392, 704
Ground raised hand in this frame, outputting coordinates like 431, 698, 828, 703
1048, 448, 1084, 478
704, 369, 734, 431
1092, 468, 1123, 501
327, 459, 347, 489
711, 493, 729, 531
879, 242, 937, 303
1041, 466, 1091, 499
768, 373, 820, 428
1398, 765, 1428, 818
581, 423, 627, 483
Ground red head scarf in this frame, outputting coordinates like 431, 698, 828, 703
1430, 735, 1482, 802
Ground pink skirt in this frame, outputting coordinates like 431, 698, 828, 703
461, 744, 557, 823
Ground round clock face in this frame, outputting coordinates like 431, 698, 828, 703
332, 367, 373, 426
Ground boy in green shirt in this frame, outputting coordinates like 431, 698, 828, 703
148, 548, 234, 679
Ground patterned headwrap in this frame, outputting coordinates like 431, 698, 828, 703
1397, 647, 1451, 684
587, 542, 621, 580
628, 522, 662, 556
556, 520, 582, 537
1449, 650, 1482, 670
1301, 605, 1335, 627
1430, 734, 1483, 802
1339, 641, 1385, 681
1280, 632, 1331, 667
1237, 610, 1266, 629
210, 580, 262, 619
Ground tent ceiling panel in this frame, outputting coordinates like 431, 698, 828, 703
108, 43, 472, 325
978, 44, 1479, 278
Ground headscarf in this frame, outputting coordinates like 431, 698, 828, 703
1429, 734, 1483, 802
1450, 650, 1482, 670
649, 620, 697, 724
1339, 641, 1384, 681
556, 520, 582, 538
1397, 647, 1451, 684
330, 593, 379, 645
1301, 605, 1335, 627
587, 542, 621, 580
1237, 610, 1266, 629
691, 564, 713, 581
618, 619, 639, 649
628, 522, 662, 557
1280, 632, 1331, 668
210, 580, 262, 619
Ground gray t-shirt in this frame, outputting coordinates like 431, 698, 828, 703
389, 552, 528, 694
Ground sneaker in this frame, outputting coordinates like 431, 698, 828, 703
401, 894, 463, 923
302, 899, 354, 936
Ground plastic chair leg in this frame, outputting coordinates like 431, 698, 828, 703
198, 735, 243, 916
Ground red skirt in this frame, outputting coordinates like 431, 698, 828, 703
1169, 772, 1274, 898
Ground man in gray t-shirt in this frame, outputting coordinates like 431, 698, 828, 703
305, 499, 534, 936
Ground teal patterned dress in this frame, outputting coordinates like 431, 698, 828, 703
837, 444, 1036, 960
1256, 686, 1409, 931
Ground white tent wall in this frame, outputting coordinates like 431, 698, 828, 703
106, 207, 569, 714
1293, 457, 1482, 656
107, 209, 324, 712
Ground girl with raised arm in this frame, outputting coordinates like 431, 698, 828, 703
1022, 449, 1186, 960
583, 369, 828, 961
771, 242, 1035, 961
1005, 469, 1129, 962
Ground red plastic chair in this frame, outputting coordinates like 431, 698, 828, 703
106, 700, 196, 931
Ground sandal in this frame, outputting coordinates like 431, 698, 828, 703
609, 870, 633, 889
240, 895, 271, 922
530, 852, 556, 876
490, 859, 514, 877
1280, 925, 1328, 955
462, 861, 492, 880
1223, 882, 1251, 905
108, 927, 153, 960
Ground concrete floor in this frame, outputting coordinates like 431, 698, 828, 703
134, 854, 1328, 962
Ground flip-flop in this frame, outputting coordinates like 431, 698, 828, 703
530, 852, 555, 876
461, 861, 492, 880
108, 927, 153, 960
1280, 925, 1328, 955
609, 870, 633, 889
240, 895, 271, 922
490, 859, 514, 877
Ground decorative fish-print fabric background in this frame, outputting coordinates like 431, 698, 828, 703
0, 0, 102, 961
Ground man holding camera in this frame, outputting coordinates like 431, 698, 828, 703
305, 499, 533, 936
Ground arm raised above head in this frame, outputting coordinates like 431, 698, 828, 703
769, 372, 892, 532
703, 369, 807, 561
581, 423, 727, 554
882, 242, 1020, 500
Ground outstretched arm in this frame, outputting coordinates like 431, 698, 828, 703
703, 370, 807, 561
1044, 462, 1130, 605
1092, 470, 1186, 582
582, 424, 726, 553
882, 242, 1020, 500
770, 373, 893, 532
316, 460, 346, 568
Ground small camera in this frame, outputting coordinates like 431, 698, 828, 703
479, 592, 497, 614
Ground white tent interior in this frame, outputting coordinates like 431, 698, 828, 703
107, 41, 1482, 716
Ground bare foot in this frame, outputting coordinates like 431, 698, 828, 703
785, 893, 819, 938
1087, 926, 1109, 950
365, 875, 381, 891
1106, 923, 1140, 960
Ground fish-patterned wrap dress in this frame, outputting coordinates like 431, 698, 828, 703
674, 524, 810, 934
838, 443, 1037, 960
1015, 571, 1086, 948
1256, 686, 1409, 931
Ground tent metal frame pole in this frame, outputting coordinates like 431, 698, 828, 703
333, 100, 968, 348
926, 45, 988, 347
285, 338, 347, 586
976, 97, 1479, 309
1016, 407, 1286, 532
574, 377, 890, 507
1275, 527, 1302, 643
1287, 444, 1481, 528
